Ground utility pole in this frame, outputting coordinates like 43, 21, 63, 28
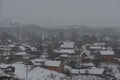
26, 62, 29, 80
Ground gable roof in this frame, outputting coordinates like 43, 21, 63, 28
44, 61, 61, 67
71, 67, 104, 75
80, 51, 91, 57
54, 49, 76, 54
31, 59, 46, 66
100, 51, 114, 55
15, 52, 28, 56
19, 46, 26, 51
60, 41, 74, 49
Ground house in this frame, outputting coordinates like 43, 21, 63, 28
30, 58, 46, 67
60, 54, 80, 61
44, 60, 64, 73
0, 72, 17, 80
100, 50, 114, 62
66, 50, 93, 62
89, 46, 106, 51
18, 46, 26, 52
79, 51, 93, 60
15, 52, 29, 62
60, 41, 75, 49
0, 45, 12, 63
115, 74, 120, 80
89, 42, 106, 51
59, 51, 93, 62
54, 49, 76, 54
76, 62, 95, 69
94, 43, 106, 46
54, 41, 76, 55
71, 67, 105, 75
0, 64, 18, 80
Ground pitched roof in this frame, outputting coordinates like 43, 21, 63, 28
100, 51, 114, 55
71, 67, 104, 75
60, 41, 74, 49
31, 59, 46, 66
44, 61, 61, 67
54, 49, 76, 54
15, 52, 28, 56
19, 46, 26, 51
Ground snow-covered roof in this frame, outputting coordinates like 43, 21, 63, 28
31, 59, 46, 66
94, 43, 105, 46
64, 65, 71, 70
12, 63, 29, 79
0, 62, 67, 80
0, 63, 27, 79
100, 51, 114, 55
72, 75, 104, 80
90, 46, 102, 49
8, 44, 16, 47
115, 74, 120, 79
19, 46, 26, 51
80, 51, 91, 57
79, 63, 95, 67
0, 64, 10, 68
7, 39, 12, 42
60, 41, 74, 49
88, 67, 104, 75
60, 54, 69, 57
44, 61, 61, 67
0, 45, 11, 48
30, 47, 36, 51
54, 49, 75, 54
28, 67, 66, 80
15, 52, 28, 56
71, 67, 104, 75
107, 47, 113, 51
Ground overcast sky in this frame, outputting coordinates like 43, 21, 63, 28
1, 0, 120, 27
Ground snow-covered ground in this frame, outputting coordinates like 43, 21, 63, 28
0, 62, 68, 80
99, 63, 119, 74
72, 75, 105, 80
99, 63, 120, 79
28, 67, 67, 80
12, 62, 27, 80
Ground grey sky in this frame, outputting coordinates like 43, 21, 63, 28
2, 0, 120, 27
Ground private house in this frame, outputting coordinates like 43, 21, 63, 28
100, 50, 114, 62
30, 58, 46, 67
17, 46, 26, 52
80, 51, 92, 59
60, 54, 80, 61
0, 66, 15, 75
15, 52, 29, 62
60, 41, 75, 49
89, 43, 106, 52
71, 67, 105, 75
60, 50, 93, 62
0, 73, 17, 80
44, 60, 64, 73
0, 45, 12, 63
54, 41, 76, 55
0, 65, 17, 80
79, 51, 93, 62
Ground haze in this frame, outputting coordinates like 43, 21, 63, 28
1, 0, 120, 27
